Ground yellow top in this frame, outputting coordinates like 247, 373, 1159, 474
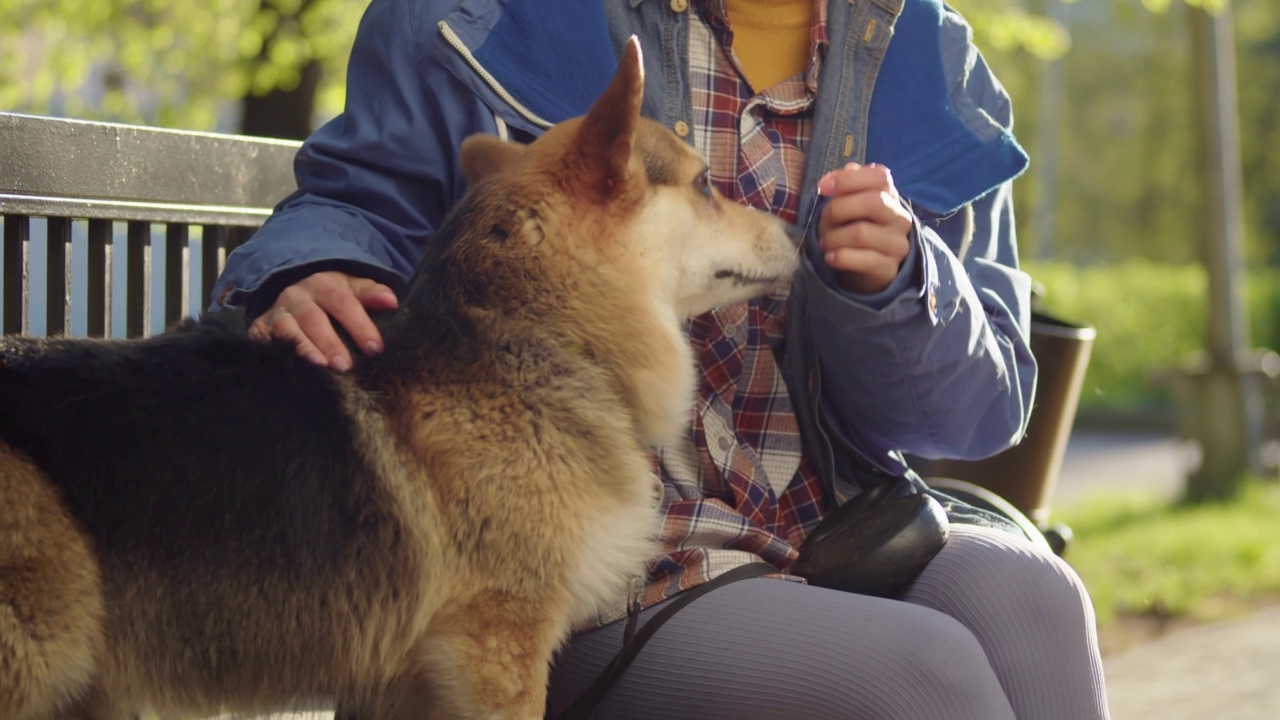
722, 0, 814, 91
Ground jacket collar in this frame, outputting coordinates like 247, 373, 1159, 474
436, 0, 1027, 213
864, 0, 1028, 212
438, 0, 619, 128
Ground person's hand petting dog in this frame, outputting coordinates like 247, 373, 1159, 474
247, 271, 396, 371
816, 162, 913, 295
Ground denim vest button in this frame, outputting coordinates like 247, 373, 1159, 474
673, 120, 690, 138
670, 0, 688, 12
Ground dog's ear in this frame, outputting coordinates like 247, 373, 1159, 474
460, 134, 526, 185
573, 35, 645, 200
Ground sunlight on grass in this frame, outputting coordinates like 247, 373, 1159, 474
1058, 480, 1280, 628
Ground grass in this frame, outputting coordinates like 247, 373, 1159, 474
1023, 260, 1280, 415
1055, 479, 1280, 653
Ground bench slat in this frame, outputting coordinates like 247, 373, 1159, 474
0, 112, 300, 215
0, 112, 301, 337
87, 219, 109, 337
126, 221, 149, 339
45, 217, 69, 336
3, 215, 26, 334
0, 194, 273, 228
165, 224, 189, 328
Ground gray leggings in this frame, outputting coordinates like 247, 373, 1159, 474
545, 525, 1110, 719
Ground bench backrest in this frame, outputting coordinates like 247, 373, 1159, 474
0, 112, 301, 337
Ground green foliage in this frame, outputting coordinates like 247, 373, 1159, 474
0, 0, 367, 130
963, 0, 1280, 276
950, 0, 1073, 61
1146, 0, 1230, 12
1025, 260, 1280, 412
1027, 260, 1205, 412
952, 0, 1237, 65
1059, 479, 1280, 627
1234, 1, 1280, 261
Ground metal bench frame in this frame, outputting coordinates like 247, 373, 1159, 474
1, 111, 300, 337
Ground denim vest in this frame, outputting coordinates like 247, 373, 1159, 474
604, 0, 901, 215
603, 0, 924, 502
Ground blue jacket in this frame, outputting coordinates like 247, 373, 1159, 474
212, 0, 1035, 498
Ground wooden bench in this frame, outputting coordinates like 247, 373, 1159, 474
0, 111, 300, 338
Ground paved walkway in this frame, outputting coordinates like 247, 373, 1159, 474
1056, 430, 1280, 720
1102, 604, 1280, 719
1052, 428, 1192, 507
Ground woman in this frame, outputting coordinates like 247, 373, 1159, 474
214, 0, 1110, 717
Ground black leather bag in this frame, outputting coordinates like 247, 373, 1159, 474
791, 475, 950, 597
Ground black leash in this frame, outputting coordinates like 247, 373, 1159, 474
556, 562, 777, 720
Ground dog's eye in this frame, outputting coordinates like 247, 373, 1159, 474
695, 170, 712, 198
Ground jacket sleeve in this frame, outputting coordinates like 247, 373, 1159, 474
802, 181, 1035, 464
210, 0, 491, 316
795, 0, 1037, 466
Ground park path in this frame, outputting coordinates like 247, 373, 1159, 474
1058, 429, 1280, 719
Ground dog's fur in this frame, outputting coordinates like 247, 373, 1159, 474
0, 39, 798, 720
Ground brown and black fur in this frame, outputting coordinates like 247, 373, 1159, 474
0, 38, 799, 720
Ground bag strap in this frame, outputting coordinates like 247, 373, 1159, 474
556, 562, 776, 720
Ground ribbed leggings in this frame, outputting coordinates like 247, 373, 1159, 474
545, 525, 1110, 719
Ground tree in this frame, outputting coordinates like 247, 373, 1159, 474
949, 0, 1279, 266
1234, 0, 1280, 263
0, 0, 366, 138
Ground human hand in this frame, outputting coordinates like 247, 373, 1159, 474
815, 163, 914, 295
247, 271, 399, 372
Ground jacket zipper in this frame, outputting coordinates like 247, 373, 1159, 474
437, 21, 553, 131
809, 360, 844, 504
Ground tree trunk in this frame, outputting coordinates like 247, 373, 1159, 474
239, 58, 321, 140
238, 0, 321, 141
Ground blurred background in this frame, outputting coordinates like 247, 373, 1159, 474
3, 0, 1279, 715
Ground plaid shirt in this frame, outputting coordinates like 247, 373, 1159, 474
605, 0, 834, 624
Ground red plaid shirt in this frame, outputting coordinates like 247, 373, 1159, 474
599, 0, 834, 625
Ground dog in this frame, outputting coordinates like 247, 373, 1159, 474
0, 37, 799, 720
